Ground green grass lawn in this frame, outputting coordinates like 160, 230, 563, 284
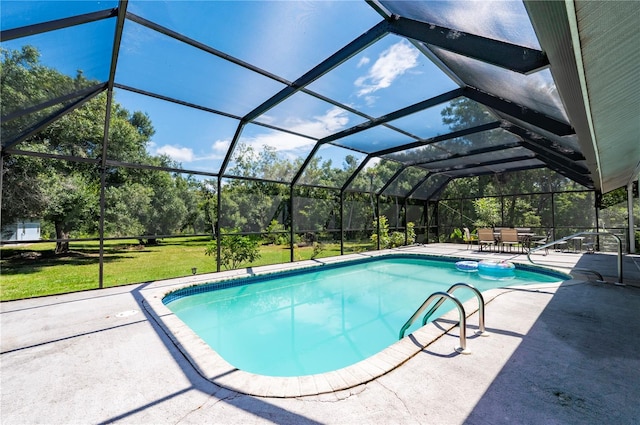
1, 238, 373, 301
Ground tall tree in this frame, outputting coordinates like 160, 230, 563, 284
1, 46, 164, 252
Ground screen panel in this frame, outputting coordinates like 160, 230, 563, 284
1, 1, 117, 31
423, 146, 535, 172
226, 123, 316, 182
380, 0, 541, 50
253, 91, 364, 139
298, 144, 367, 188
387, 97, 497, 140
381, 166, 427, 197
219, 178, 288, 233
128, 0, 381, 82
3, 93, 108, 158
429, 46, 569, 124
343, 191, 376, 253
116, 21, 286, 117
410, 173, 451, 200
307, 34, 459, 118
330, 124, 415, 153
110, 89, 239, 174
2, 96, 85, 148
1, 19, 113, 117
345, 157, 404, 193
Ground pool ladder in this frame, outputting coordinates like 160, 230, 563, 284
398, 283, 488, 354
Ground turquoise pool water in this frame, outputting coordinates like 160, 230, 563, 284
164, 255, 568, 377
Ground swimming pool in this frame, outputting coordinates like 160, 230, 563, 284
162, 254, 569, 380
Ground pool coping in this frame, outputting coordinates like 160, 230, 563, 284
140, 250, 571, 398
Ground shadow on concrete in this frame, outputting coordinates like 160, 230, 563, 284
93, 283, 326, 425
464, 279, 640, 424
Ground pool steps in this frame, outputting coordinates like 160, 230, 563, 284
399, 283, 488, 354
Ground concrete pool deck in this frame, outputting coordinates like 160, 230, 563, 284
2, 244, 640, 424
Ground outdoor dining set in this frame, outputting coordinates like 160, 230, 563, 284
465, 227, 591, 254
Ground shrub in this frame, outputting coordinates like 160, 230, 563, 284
205, 230, 261, 270
263, 219, 289, 245
370, 216, 390, 248
371, 216, 415, 248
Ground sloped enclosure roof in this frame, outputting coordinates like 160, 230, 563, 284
2, 0, 639, 197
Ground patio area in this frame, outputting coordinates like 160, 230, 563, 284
2, 245, 640, 424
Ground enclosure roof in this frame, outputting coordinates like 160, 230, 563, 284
2, 0, 639, 196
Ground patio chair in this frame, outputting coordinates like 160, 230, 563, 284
500, 228, 519, 253
477, 228, 496, 252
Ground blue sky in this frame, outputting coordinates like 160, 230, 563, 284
1, 1, 554, 180
2, 1, 459, 176
110, 1, 463, 177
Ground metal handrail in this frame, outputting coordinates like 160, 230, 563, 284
398, 291, 470, 354
422, 283, 489, 337
526, 231, 624, 284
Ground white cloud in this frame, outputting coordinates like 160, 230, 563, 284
256, 114, 275, 125
241, 130, 314, 153
243, 107, 350, 152
354, 40, 420, 97
357, 56, 370, 68
363, 95, 378, 107
155, 145, 194, 162
292, 107, 350, 138
322, 107, 350, 130
211, 139, 231, 155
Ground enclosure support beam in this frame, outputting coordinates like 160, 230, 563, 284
217, 178, 222, 272
426, 155, 535, 174
377, 166, 407, 197
1, 8, 117, 41
98, 0, 128, 289
341, 155, 372, 192
628, 180, 637, 254
1, 84, 107, 124
2, 86, 106, 151
376, 195, 381, 251
218, 122, 247, 179
0, 156, 4, 230
551, 193, 557, 241
504, 125, 585, 161
388, 16, 549, 74
447, 164, 546, 178
290, 185, 295, 263
340, 191, 345, 256
321, 89, 464, 145
595, 192, 601, 250
463, 87, 574, 136
373, 121, 502, 159
403, 142, 520, 168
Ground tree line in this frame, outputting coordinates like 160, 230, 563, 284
4, 45, 628, 256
